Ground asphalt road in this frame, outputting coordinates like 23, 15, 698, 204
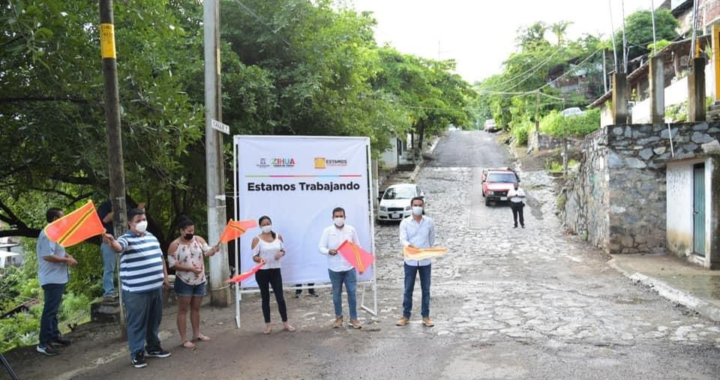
12, 130, 720, 380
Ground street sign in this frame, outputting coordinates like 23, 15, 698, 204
211, 119, 230, 135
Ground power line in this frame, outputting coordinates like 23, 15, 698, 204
232, 0, 293, 48
481, 49, 563, 90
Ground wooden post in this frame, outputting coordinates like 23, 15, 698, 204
649, 55, 665, 124
713, 23, 720, 100
99, 0, 127, 338
688, 57, 707, 122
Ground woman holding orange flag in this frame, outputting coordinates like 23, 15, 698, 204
251, 215, 295, 335
167, 216, 219, 348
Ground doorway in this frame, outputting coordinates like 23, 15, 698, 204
693, 163, 706, 257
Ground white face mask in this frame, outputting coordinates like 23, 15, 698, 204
135, 220, 148, 233
261, 225, 272, 234
412, 206, 423, 216
334, 217, 345, 227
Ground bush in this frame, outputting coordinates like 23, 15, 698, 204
511, 119, 533, 146
540, 108, 601, 137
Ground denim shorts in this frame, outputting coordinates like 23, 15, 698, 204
174, 278, 206, 298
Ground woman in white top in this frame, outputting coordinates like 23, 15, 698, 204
252, 216, 295, 334
168, 216, 219, 348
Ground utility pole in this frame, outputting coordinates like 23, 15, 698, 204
621, 0, 628, 73
534, 91, 540, 135
609, 0, 619, 73
204, 0, 230, 306
99, 0, 127, 337
650, 0, 657, 55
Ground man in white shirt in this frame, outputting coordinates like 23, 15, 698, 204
318, 207, 362, 329
507, 183, 526, 228
397, 196, 436, 328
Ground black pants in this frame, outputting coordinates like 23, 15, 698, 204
255, 269, 288, 323
295, 283, 315, 295
511, 202, 525, 227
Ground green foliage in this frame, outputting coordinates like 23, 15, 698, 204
665, 103, 687, 122
540, 109, 601, 137
616, 10, 678, 61
511, 119, 533, 146
648, 39, 672, 56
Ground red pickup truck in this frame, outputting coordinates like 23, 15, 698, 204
481, 168, 520, 206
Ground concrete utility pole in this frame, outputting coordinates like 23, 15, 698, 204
204, 0, 230, 306
99, 0, 127, 336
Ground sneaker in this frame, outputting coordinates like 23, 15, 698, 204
52, 335, 72, 347
333, 317, 344, 329
145, 348, 171, 358
37, 344, 59, 356
309, 292, 319, 298
131, 352, 147, 368
396, 317, 410, 327
349, 319, 362, 329
294, 293, 301, 299
422, 317, 435, 327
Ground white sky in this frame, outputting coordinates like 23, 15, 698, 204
351, 0, 658, 83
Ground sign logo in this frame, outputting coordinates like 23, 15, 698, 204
314, 158, 347, 169
257, 158, 269, 168
272, 158, 295, 167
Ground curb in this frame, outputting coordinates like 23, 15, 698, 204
608, 259, 720, 323
409, 136, 441, 183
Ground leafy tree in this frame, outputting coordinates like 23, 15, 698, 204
616, 9, 678, 62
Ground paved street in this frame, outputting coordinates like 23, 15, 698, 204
13, 130, 720, 380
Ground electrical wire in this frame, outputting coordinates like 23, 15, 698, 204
232, 0, 293, 48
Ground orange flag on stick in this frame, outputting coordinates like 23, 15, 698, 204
227, 262, 264, 284
44, 201, 105, 247
218, 219, 258, 243
337, 240, 375, 275
403, 246, 448, 260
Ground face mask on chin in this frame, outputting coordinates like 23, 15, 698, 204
135, 220, 148, 233
333, 217, 345, 227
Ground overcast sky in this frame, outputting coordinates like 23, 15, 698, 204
351, 0, 659, 83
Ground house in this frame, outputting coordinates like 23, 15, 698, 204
666, 146, 720, 268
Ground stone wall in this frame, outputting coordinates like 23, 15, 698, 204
529, 130, 583, 152
562, 122, 720, 254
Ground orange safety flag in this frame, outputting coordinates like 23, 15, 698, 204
403, 246, 448, 261
44, 201, 105, 247
337, 240, 375, 275
226, 262, 264, 284
218, 219, 258, 243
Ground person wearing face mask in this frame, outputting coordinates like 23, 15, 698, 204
167, 216, 220, 348
251, 216, 295, 335
397, 196, 436, 328
104, 208, 171, 369
318, 207, 362, 329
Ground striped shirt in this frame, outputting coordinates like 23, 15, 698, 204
118, 231, 165, 292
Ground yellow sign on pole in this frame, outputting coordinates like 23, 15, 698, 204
100, 23, 116, 59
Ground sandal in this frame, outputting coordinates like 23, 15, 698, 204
194, 334, 211, 342
263, 325, 273, 335
182, 340, 196, 348
283, 324, 296, 332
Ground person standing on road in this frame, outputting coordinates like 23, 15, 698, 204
97, 199, 144, 302
104, 208, 171, 369
251, 216, 296, 335
319, 207, 362, 329
167, 216, 220, 348
36, 208, 77, 356
508, 183, 526, 228
397, 197, 436, 328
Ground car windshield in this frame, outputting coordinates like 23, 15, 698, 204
486, 173, 517, 183
383, 187, 416, 200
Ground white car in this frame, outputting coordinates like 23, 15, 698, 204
561, 107, 585, 117
377, 184, 425, 223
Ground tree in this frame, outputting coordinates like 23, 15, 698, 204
616, 9, 678, 62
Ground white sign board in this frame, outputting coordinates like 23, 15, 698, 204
233, 136, 374, 288
211, 119, 230, 135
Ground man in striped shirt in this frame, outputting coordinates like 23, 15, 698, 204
104, 208, 171, 368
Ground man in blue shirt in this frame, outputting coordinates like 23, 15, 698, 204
36, 208, 78, 356
397, 197, 435, 328
97, 199, 143, 301
104, 208, 170, 368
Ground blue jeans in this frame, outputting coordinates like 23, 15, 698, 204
403, 263, 431, 318
122, 288, 163, 356
328, 269, 357, 320
101, 242, 116, 296
40, 283, 65, 345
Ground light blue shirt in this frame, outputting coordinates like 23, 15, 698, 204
399, 215, 435, 267
37, 230, 69, 286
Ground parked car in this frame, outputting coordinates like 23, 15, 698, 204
378, 184, 425, 223
561, 107, 586, 118
484, 119, 498, 132
481, 168, 520, 206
